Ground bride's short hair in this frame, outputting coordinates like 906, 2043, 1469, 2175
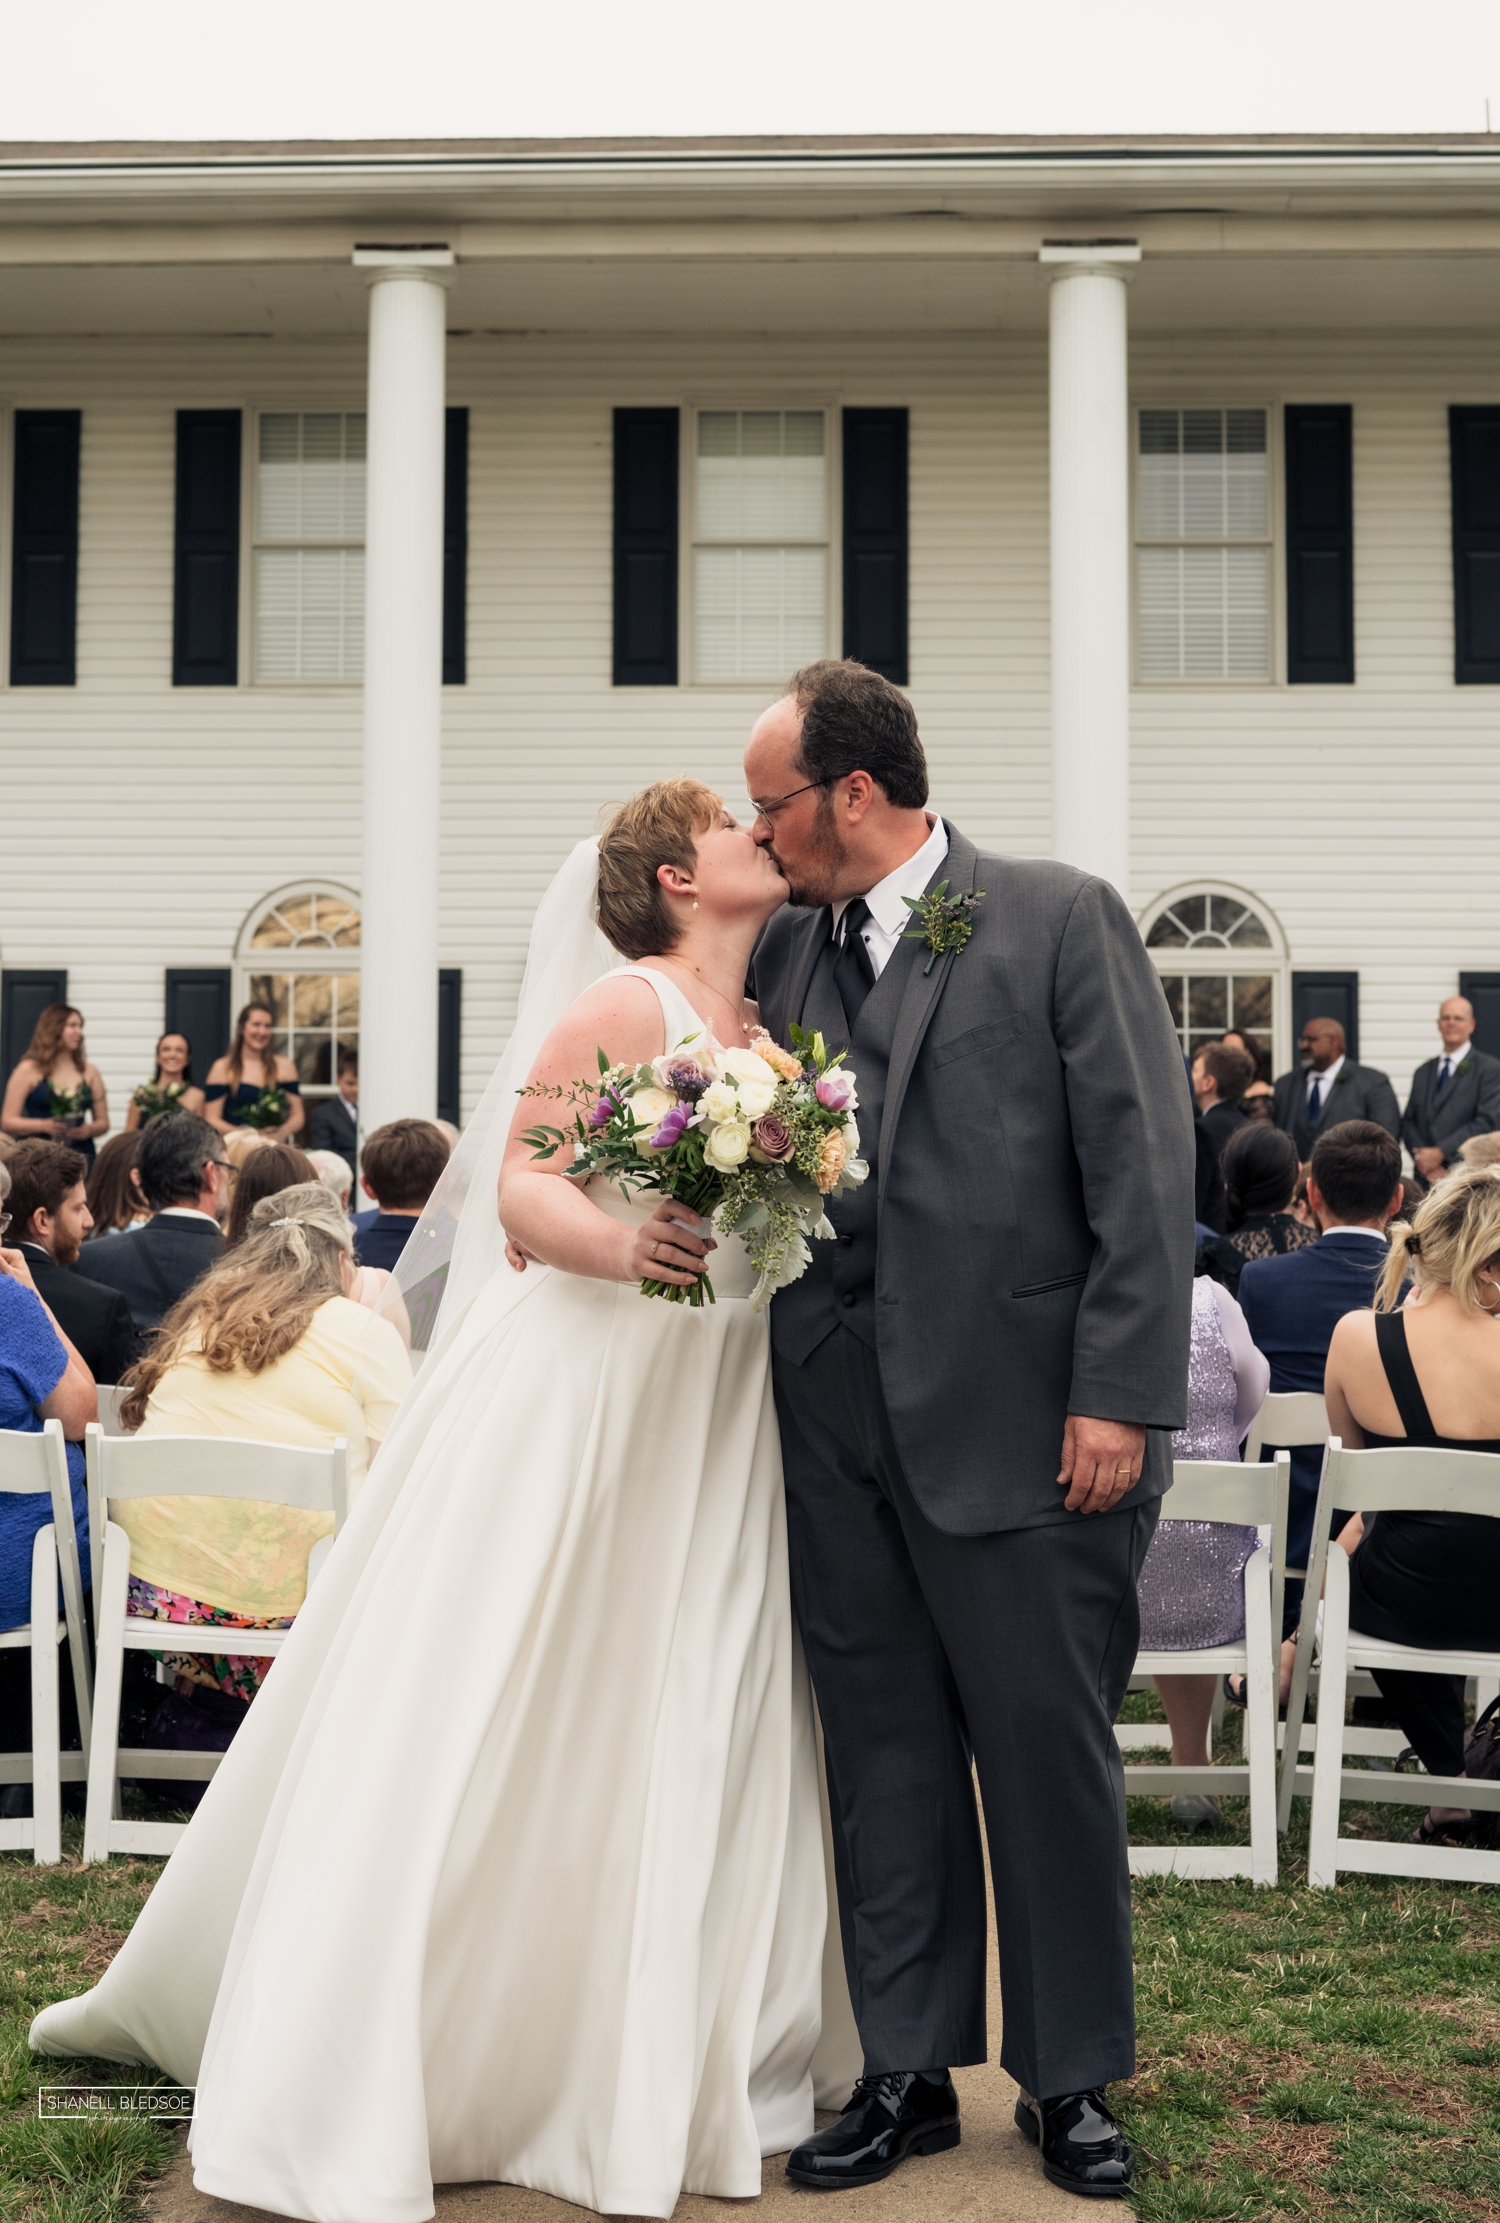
597, 779, 721, 961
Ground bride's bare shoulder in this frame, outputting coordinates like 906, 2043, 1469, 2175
530, 968, 664, 1080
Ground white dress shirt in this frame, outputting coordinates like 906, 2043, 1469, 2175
1434, 1042, 1471, 1088
1306, 1053, 1345, 1108
831, 815, 950, 981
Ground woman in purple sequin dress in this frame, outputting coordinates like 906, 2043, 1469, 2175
1136, 1274, 1269, 1825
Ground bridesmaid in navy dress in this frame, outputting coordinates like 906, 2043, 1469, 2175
1, 1003, 110, 1167
202, 1002, 305, 1142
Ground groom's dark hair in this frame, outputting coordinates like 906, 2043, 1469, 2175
787, 660, 928, 811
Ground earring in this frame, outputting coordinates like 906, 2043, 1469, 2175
692, 900, 699, 911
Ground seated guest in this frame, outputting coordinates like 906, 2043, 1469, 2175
1241, 1081, 1276, 1125
354, 1119, 451, 1272
1193, 1040, 1256, 1158
308, 1052, 359, 1179
1324, 1163, 1500, 1846
223, 1144, 317, 1249
1194, 1113, 1227, 1238
1, 1003, 110, 1168
85, 1130, 150, 1236
6, 1142, 137, 1384
1208, 1126, 1319, 1299
306, 1148, 354, 1211
222, 1129, 271, 1174
124, 1032, 206, 1131
1459, 1132, 1500, 1173
1136, 1272, 1270, 1830
114, 1184, 411, 1786
1239, 1120, 1404, 1587
1221, 1028, 1271, 1086
1401, 997, 1500, 1187
203, 1003, 305, 1142
79, 1115, 229, 1347
0, 1162, 95, 1625
1272, 1017, 1401, 1158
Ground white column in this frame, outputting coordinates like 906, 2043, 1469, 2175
1041, 243, 1139, 900
353, 246, 453, 1138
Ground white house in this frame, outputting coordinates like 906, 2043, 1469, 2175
2, 133, 1499, 1139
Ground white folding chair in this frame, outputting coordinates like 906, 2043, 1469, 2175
1280, 1439, 1500, 1886
0, 1422, 93, 1865
83, 1425, 347, 1861
1118, 1453, 1289, 1884
95, 1386, 130, 1437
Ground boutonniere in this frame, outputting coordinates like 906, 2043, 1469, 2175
1333, 1068, 1350, 1085
900, 881, 986, 976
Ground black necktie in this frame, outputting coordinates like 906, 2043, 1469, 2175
833, 898, 877, 1033
1307, 1076, 1323, 1122
1436, 1058, 1453, 1095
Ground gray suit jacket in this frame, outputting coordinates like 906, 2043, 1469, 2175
750, 824, 1195, 1534
1401, 1048, 1500, 1161
1272, 1060, 1401, 1158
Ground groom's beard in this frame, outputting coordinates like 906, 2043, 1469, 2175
776, 796, 849, 909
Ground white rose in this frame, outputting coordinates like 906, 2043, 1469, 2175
734, 1078, 777, 1120
718, 1047, 780, 1094
703, 1118, 752, 1171
700, 1079, 741, 1125
626, 1087, 676, 1154
840, 1112, 861, 1159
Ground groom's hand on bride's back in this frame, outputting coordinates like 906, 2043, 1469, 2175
1056, 1416, 1147, 1515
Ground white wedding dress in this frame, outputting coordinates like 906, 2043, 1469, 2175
31, 964, 860, 2223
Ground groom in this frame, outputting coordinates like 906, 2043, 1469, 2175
745, 662, 1193, 2199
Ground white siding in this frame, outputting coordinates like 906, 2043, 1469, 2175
0, 322, 1497, 1126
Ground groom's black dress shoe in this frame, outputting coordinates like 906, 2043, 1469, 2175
1015, 2087, 1134, 2198
785, 2070, 960, 2189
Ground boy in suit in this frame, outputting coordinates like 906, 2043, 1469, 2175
1239, 1119, 1404, 1582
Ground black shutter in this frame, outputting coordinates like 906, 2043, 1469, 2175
842, 408, 908, 684
1459, 971, 1500, 1061
164, 968, 233, 1080
437, 969, 462, 1126
0, 970, 67, 1082
1285, 404, 1353, 684
10, 411, 80, 685
443, 408, 468, 685
613, 409, 678, 686
1451, 407, 1500, 683
173, 410, 241, 686
1292, 971, 1359, 1063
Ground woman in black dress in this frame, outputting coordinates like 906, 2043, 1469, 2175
0, 1003, 110, 1167
1325, 1163, 1500, 1845
203, 1003, 305, 1142
1208, 1125, 1319, 1298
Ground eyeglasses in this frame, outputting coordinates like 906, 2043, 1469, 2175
748, 778, 829, 826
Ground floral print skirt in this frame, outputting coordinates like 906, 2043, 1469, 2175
127, 1574, 295, 1703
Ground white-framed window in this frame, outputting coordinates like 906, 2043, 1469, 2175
236, 883, 360, 1095
253, 413, 366, 681
1135, 408, 1271, 681
1141, 881, 1288, 1075
691, 408, 829, 683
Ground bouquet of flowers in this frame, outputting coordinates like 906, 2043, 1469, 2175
522, 1023, 867, 1309
239, 1085, 290, 1131
46, 1081, 92, 1127
131, 1077, 190, 1123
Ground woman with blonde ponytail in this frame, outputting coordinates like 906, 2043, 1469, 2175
1324, 1162, 1500, 1845
110, 1183, 410, 1751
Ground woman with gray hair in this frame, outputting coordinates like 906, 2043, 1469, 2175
110, 1183, 410, 1774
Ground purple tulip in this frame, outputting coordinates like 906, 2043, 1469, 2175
650, 1102, 694, 1150
815, 1073, 853, 1111
589, 1090, 619, 1130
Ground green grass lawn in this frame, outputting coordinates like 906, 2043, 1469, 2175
0, 1732, 1496, 2223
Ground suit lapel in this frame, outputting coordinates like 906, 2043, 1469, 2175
878, 823, 981, 1200
773, 908, 832, 1044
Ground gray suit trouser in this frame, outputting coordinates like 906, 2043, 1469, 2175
774, 1326, 1156, 2102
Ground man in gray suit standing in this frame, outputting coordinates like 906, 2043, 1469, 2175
1271, 1017, 1400, 1159
1401, 996, 1500, 1183
744, 662, 1193, 2201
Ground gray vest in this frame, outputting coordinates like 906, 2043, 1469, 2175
770, 921, 923, 1364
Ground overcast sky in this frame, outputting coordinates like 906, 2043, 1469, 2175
2, 0, 1496, 145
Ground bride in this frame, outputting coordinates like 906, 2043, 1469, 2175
31, 778, 860, 2223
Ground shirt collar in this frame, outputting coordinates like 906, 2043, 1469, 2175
1438, 1043, 1471, 1070
1308, 1053, 1346, 1092
832, 815, 950, 940
1320, 1224, 1387, 1242
156, 1206, 219, 1225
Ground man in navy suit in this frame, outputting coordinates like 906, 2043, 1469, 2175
1239, 1119, 1404, 1583
1401, 996, 1500, 1184
1271, 1017, 1400, 1159
81, 1114, 228, 1350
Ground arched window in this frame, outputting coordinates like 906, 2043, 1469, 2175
235, 884, 360, 1096
1140, 882, 1288, 1076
